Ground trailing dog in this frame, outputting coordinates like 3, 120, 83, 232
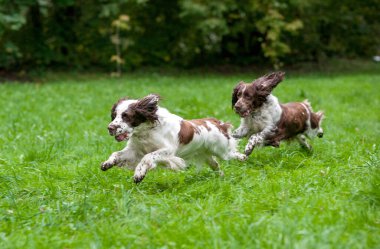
101, 94, 246, 183
232, 72, 324, 156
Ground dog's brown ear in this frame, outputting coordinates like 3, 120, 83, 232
135, 94, 161, 122
253, 72, 285, 95
139, 94, 160, 106
232, 82, 244, 108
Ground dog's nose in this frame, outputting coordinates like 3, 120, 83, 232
234, 105, 242, 112
108, 124, 117, 135
317, 132, 324, 138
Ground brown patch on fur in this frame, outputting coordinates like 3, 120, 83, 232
191, 118, 231, 139
232, 72, 285, 116
266, 102, 309, 145
120, 94, 161, 127
132, 94, 160, 123
178, 120, 195, 144
206, 118, 231, 139
189, 119, 211, 133
111, 97, 128, 120
310, 112, 323, 129
179, 118, 231, 144
253, 72, 285, 93
232, 82, 244, 108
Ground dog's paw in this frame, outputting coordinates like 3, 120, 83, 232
101, 161, 114, 171
300, 143, 313, 152
244, 146, 254, 156
232, 132, 245, 139
232, 133, 242, 139
231, 152, 247, 161
133, 173, 145, 183
238, 153, 247, 161
218, 170, 225, 177
232, 128, 249, 139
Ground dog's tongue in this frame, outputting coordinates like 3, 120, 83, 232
242, 111, 250, 117
115, 132, 129, 142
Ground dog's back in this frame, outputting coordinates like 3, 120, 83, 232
177, 118, 238, 161
267, 100, 324, 145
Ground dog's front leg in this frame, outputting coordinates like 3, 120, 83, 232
232, 118, 250, 138
133, 149, 172, 183
244, 126, 276, 156
101, 148, 135, 171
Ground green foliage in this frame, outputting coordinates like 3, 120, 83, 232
0, 70, 379, 248
0, 0, 379, 70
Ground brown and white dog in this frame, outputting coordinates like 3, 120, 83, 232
232, 72, 324, 156
101, 94, 246, 183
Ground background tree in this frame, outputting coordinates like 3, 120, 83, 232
0, 0, 379, 71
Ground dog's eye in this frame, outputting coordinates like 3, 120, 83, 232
122, 113, 129, 121
244, 92, 251, 99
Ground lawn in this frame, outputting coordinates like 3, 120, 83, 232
0, 68, 379, 248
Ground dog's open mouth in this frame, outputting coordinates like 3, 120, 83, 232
236, 110, 251, 118
115, 132, 129, 142
241, 110, 251, 117
234, 107, 251, 118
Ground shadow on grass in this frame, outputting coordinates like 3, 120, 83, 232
243, 144, 316, 170
131, 168, 224, 195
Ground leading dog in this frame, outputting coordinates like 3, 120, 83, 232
101, 94, 246, 183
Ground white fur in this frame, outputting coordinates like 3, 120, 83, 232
233, 95, 323, 155
102, 99, 246, 182
233, 95, 282, 138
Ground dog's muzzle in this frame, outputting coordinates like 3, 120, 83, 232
108, 124, 118, 136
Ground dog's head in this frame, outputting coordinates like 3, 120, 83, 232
108, 94, 160, 142
232, 72, 285, 117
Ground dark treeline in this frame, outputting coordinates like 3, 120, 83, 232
1, 0, 379, 71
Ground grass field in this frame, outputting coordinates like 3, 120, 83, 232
1, 68, 379, 248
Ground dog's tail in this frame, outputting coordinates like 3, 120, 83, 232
303, 99, 325, 120
302, 99, 313, 111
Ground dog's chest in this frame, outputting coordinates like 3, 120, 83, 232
249, 107, 278, 133
249, 114, 268, 133
131, 131, 163, 154
248, 99, 282, 133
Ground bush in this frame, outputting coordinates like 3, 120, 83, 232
0, 0, 379, 70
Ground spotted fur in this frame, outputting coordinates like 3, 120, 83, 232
102, 94, 246, 183
232, 72, 324, 156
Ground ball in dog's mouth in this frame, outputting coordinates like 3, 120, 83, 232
115, 132, 129, 142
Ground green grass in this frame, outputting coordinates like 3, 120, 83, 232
1, 69, 379, 248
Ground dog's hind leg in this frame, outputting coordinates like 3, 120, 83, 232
206, 156, 224, 176
163, 156, 186, 171
297, 134, 312, 151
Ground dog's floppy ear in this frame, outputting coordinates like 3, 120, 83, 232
139, 94, 160, 106
135, 94, 161, 122
253, 72, 285, 96
232, 82, 244, 108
